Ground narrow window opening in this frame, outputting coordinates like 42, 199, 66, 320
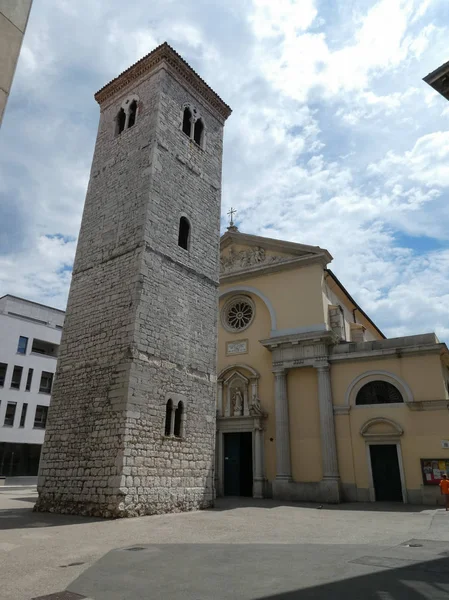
39, 371, 54, 394
194, 119, 204, 146
20, 403, 28, 427
117, 108, 126, 135
128, 100, 137, 128
25, 368, 33, 391
178, 217, 190, 250
34, 405, 48, 429
174, 401, 183, 438
182, 107, 192, 136
11, 366, 23, 390
4, 402, 17, 426
0, 363, 7, 387
17, 336, 28, 354
165, 399, 173, 436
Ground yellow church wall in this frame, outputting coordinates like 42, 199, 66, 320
287, 368, 322, 482
339, 405, 449, 493
217, 292, 277, 482
331, 354, 446, 406
220, 262, 325, 332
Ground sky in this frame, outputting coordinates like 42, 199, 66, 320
0, 0, 449, 341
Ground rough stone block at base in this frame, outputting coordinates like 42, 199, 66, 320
272, 478, 341, 504
34, 488, 214, 519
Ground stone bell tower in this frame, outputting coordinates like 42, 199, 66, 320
35, 43, 231, 517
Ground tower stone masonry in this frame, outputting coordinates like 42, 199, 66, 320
34, 43, 231, 517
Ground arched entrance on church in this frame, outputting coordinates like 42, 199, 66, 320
216, 364, 267, 498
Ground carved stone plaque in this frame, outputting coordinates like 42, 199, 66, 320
226, 339, 248, 355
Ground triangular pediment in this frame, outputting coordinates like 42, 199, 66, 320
220, 230, 332, 280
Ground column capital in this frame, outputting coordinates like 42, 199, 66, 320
315, 361, 330, 372
273, 367, 287, 377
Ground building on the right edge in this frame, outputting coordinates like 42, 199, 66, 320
216, 227, 449, 506
424, 60, 449, 101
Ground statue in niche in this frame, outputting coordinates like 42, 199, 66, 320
232, 388, 244, 416
249, 393, 264, 416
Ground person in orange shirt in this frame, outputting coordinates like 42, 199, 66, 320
439, 473, 449, 510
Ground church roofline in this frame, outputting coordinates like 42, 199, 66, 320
94, 42, 232, 120
423, 60, 449, 101
220, 229, 333, 262
325, 269, 386, 340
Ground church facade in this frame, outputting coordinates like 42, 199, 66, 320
217, 227, 449, 505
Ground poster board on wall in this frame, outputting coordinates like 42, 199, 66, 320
421, 459, 449, 485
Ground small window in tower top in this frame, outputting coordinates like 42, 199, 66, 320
194, 119, 204, 146
178, 217, 190, 250
182, 107, 192, 136
116, 108, 126, 135
128, 100, 137, 129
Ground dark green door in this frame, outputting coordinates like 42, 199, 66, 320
224, 432, 253, 497
370, 444, 403, 502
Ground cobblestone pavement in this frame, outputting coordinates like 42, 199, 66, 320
2, 487, 449, 599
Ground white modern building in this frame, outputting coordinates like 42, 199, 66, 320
0, 295, 63, 477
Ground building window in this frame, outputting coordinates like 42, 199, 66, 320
193, 118, 204, 146
128, 100, 137, 128
17, 336, 28, 354
116, 107, 126, 135
34, 405, 48, 429
164, 399, 173, 436
25, 368, 33, 391
4, 402, 17, 427
39, 371, 54, 394
182, 107, 192, 136
19, 403, 28, 427
0, 363, 7, 387
178, 216, 190, 250
10, 366, 23, 390
221, 295, 255, 333
174, 401, 184, 438
356, 381, 404, 406
31, 338, 59, 357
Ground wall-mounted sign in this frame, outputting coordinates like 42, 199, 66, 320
226, 339, 248, 356
421, 459, 449, 486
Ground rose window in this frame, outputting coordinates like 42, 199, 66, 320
222, 295, 255, 332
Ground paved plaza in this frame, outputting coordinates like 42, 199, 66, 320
2, 488, 449, 599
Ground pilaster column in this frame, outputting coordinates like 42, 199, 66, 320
316, 363, 339, 480
253, 422, 264, 498
274, 369, 292, 480
217, 382, 223, 417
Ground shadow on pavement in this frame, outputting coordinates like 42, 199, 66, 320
63, 543, 449, 600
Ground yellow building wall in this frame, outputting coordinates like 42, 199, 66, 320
220, 262, 325, 332
288, 368, 322, 482
332, 354, 449, 495
217, 292, 276, 481
331, 354, 447, 405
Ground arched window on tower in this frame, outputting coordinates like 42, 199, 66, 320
174, 401, 184, 438
128, 100, 137, 128
178, 216, 190, 250
194, 118, 204, 146
164, 399, 173, 436
356, 381, 404, 405
116, 108, 126, 135
182, 107, 192, 136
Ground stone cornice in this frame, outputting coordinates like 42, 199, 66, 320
329, 343, 444, 363
260, 329, 338, 351
408, 399, 449, 411
95, 42, 232, 121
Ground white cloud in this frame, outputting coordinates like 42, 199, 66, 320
1, 0, 449, 344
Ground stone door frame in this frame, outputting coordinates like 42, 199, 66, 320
365, 440, 407, 504
216, 415, 266, 499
